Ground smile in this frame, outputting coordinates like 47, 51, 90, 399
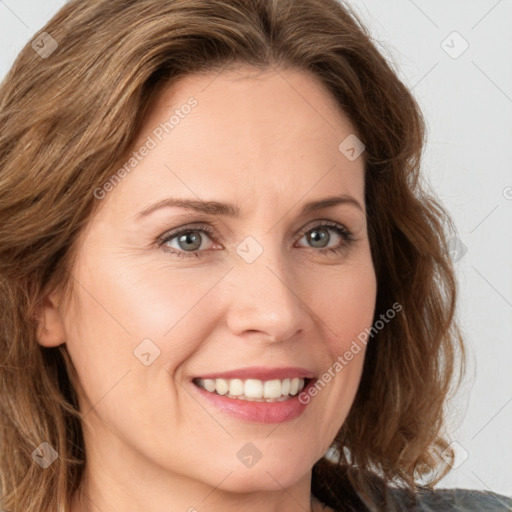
194, 377, 308, 402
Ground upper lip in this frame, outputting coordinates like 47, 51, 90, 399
193, 366, 316, 381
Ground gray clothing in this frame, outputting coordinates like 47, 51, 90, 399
388, 487, 512, 511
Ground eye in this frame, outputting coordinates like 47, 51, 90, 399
296, 221, 354, 255
157, 221, 354, 259
158, 224, 217, 258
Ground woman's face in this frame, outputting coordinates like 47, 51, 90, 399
41, 66, 376, 497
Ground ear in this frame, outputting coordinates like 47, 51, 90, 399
35, 292, 67, 347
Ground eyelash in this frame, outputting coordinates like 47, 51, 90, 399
157, 221, 355, 260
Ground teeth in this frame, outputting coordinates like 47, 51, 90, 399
196, 377, 306, 401
281, 378, 291, 395
263, 379, 282, 398
228, 378, 244, 396
245, 379, 263, 398
215, 378, 229, 395
203, 379, 216, 393
290, 377, 300, 395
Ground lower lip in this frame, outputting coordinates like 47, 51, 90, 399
191, 380, 314, 424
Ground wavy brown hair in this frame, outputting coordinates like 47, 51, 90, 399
0, 0, 465, 511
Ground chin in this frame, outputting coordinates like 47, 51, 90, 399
219, 452, 313, 493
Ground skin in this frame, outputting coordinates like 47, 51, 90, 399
37, 65, 377, 512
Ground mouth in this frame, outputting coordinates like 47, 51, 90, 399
189, 366, 317, 423
193, 376, 311, 403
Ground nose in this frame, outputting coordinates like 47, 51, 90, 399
224, 243, 310, 344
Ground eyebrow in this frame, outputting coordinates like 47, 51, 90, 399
136, 194, 364, 220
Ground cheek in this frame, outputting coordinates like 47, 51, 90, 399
60, 260, 204, 445
300, 256, 375, 435
110, 255, 232, 329
61, 254, 233, 417
309, 256, 377, 355
68, 252, 228, 356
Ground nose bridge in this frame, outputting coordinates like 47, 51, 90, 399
225, 233, 306, 342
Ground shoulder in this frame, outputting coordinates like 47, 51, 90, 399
311, 461, 511, 512
388, 486, 512, 512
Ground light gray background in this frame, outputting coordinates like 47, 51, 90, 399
1, 0, 510, 496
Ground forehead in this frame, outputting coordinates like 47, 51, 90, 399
103, 66, 365, 216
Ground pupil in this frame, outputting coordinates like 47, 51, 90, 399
179, 232, 201, 251
310, 228, 329, 248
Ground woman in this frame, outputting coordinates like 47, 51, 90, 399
0, 1, 510, 511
